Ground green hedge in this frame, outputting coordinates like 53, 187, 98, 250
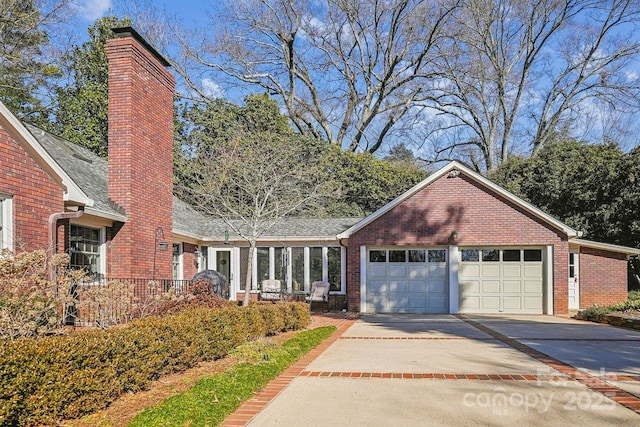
575, 299, 640, 321
0, 302, 310, 426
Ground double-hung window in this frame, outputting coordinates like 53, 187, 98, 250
0, 196, 12, 251
69, 224, 102, 278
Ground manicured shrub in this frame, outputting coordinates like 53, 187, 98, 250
628, 290, 640, 301
0, 250, 74, 339
0, 302, 310, 426
576, 299, 640, 321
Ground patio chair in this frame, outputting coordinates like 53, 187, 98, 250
260, 279, 282, 302
306, 281, 330, 312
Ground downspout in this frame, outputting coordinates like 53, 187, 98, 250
48, 207, 84, 280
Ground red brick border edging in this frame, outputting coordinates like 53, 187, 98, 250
220, 316, 356, 426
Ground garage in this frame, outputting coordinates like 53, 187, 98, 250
366, 248, 448, 313
459, 248, 544, 313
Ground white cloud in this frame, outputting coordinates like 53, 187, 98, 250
201, 78, 225, 99
74, 0, 112, 21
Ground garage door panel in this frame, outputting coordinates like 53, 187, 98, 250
502, 297, 522, 310
428, 295, 447, 310
368, 296, 387, 312
389, 265, 407, 277
428, 264, 447, 278
366, 248, 448, 314
524, 297, 542, 310
408, 281, 427, 293
503, 265, 521, 277
408, 266, 427, 278
408, 296, 427, 309
369, 265, 387, 277
481, 296, 500, 309
481, 264, 500, 277
524, 265, 542, 277
459, 248, 544, 314
388, 281, 407, 293
481, 280, 500, 293
428, 280, 447, 294
503, 280, 521, 293
524, 280, 542, 294
460, 295, 480, 310
368, 280, 388, 293
388, 296, 408, 311
460, 264, 480, 278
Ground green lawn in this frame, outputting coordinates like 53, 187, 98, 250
128, 326, 336, 427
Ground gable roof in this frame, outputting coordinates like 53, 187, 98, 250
337, 161, 580, 239
570, 239, 640, 257
24, 124, 126, 221
0, 101, 92, 206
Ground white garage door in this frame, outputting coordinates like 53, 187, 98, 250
366, 248, 448, 313
459, 248, 543, 313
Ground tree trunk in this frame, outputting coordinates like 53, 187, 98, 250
243, 244, 256, 306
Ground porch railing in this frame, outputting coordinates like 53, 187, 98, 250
67, 277, 192, 327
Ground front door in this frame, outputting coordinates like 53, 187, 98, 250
568, 251, 580, 310
211, 248, 240, 300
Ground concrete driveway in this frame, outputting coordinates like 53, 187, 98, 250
223, 314, 640, 426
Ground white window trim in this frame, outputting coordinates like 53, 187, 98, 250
68, 223, 105, 278
173, 243, 183, 281
251, 245, 346, 294
0, 196, 13, 251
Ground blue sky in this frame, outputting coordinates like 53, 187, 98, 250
73, 0, 212, 25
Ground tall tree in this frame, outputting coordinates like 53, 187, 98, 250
323, 148, 427, 216
50, 15, 132, 157
0, 0, 72, 121
169, 0, 460, 154
176, 97, 335, 305
489, 138, 639, 247
422, 0, 640, 171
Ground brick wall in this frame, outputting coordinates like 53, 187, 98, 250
579, 247, 628, 308
0, 128, 64, 251
105, 30, 175, 279
182, 243, 199, 281
346, 173, 569, 313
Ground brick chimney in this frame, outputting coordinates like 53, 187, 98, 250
105, 27, 175, 279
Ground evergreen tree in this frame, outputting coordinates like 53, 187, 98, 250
0, 0, 60, 121
50, 15, 132, 157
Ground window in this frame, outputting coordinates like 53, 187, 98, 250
309, 247, 323, 283
461, 249, 479, 262
172, 244, 182, 280
482, 249, 500, 262
248, 246, 345, 293
503, 250, 521, 262
524, 250, 542, 262
389, 250, 406, 262
200, 246, 209, 271
291, 247, 304, 292
69, 224, 101, 277
274, 247, 285, 281
0, 196, 12, 251
369, 250, 386, 262
428, 250, 446, 263
327, 247, 342, 292
257, 247, 270, 282
408, 250, 426, 262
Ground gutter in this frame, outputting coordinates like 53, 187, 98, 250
48, 207, 84, 280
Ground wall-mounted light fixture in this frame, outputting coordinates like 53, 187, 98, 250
153, 226, 169, 280
224, 230, 230, 245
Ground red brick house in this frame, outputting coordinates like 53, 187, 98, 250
1, 28, 638, 315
